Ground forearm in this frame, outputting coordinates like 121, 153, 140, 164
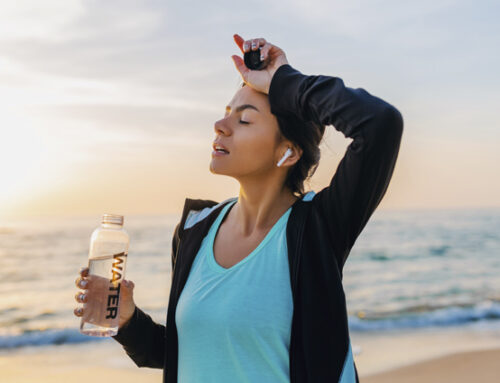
112, 305, 166, 369
268, 64, 402, 140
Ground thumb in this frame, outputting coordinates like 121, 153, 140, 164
231, 55, 250, 82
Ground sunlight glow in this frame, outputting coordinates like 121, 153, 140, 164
0, 109, 48, 206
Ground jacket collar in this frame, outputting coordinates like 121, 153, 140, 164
178, 192, 316, 239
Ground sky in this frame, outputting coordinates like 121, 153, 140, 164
0, 0, 499, 218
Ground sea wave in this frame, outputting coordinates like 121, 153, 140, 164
0, 327, 107, 350
2, 301, 500, 350
349, 300, 500, 331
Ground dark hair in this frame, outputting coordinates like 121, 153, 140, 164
241, 82, 326, 198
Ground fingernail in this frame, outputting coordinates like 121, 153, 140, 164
260, 54, 264, 60
81, 280, 88, 287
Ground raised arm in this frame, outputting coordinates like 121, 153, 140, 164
268, 64, 404, 272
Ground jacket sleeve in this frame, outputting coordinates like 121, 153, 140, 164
268, 64, 404, 271
111, 305, 166, 368
111, 222, 182, 368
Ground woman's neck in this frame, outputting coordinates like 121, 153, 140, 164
231, 189, 298, 236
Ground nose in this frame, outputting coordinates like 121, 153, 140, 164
214, 117, 230, 135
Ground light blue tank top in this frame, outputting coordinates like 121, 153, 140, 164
175, 199, 294, 383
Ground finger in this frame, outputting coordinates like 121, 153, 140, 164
242, 39, 254, 53
123, 279, 135, 289
79, 267, 89, 277
75, 291, 87, 303
74, 307, 84, 317
251, 38, 266, 51
260, 42, 272, 61
233, 34, 245, 54
75, 276, 88, 289
231, 55, 251, 81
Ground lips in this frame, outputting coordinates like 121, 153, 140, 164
212, 141, 230, 153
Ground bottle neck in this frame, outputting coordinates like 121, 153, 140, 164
101, 223, 123, 230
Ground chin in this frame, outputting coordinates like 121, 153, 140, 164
209, 161, 224, 175
209, 161, 236, 178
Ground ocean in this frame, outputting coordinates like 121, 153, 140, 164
1, 206, 499, 353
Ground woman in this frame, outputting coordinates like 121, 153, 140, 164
74, 34, 404, 383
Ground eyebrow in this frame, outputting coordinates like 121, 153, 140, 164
225, 104, 260, 114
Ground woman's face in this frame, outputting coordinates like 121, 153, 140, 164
210, 85, 290, 181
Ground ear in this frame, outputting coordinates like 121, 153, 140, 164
294, 145, 303, 161
278, 144, 302, 168
288, 145, 303, 166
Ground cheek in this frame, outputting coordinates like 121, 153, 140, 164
237, 133, 275, 162
244, 148, 275, 172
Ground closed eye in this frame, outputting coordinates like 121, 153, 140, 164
239, 120, 249, 124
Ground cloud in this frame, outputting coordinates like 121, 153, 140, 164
0, 0, 83, 41
1, 0, 499, 139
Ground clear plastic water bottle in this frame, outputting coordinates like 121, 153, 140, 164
80, 213, 129, 337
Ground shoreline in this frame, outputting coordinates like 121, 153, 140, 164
1, 323, 500, 382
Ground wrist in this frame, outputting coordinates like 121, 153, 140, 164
266, 60, 290, 94
119, 305, 137, 329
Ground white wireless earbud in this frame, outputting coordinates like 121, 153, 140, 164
277, 148, 293, 167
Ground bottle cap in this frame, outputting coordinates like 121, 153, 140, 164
102, 214, 124, 226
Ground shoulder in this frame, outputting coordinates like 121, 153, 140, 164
183, 197, 237, 230
177, 196, 237, 234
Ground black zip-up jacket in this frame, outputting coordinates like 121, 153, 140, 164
112, 63, 404, 382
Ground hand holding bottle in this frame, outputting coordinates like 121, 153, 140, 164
74, 266, 137, 330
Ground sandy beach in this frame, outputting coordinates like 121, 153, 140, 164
351, 322, 500, 378
0, 340, 162, 383
362, 347, 500, 382
1, 343, 499, 383
1, 324, 500, 382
